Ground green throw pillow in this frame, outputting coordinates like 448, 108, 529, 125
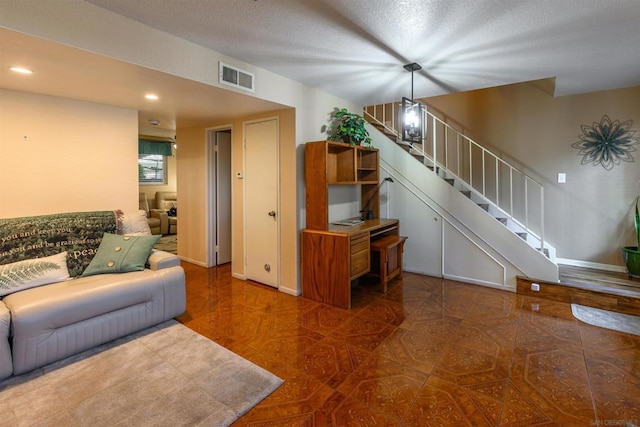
82, 233, 161, 277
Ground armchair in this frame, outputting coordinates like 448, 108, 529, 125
153, 191, 178, 235
138, 193, 165, 235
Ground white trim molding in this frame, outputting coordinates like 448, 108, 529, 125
556, 257, 627, 273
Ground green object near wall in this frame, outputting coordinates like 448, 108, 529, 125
622, 246, 640, 279
623, 197, 640, 278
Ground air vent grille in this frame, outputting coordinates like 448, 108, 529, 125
219, 62, 255, 92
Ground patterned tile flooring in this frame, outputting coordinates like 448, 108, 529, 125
176, 262, 640, 426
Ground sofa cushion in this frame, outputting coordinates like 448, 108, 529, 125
118, 210, 152, 236
0, 252, 70, 297
82, 233, 160, 277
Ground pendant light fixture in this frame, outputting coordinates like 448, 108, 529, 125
402, 62, 423, 144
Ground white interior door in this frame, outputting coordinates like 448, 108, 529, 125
216, 130, 232, 264
244, 119, 279, 287
207, 128, 232, 266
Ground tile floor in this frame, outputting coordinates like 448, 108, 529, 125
176, 262, 640, 426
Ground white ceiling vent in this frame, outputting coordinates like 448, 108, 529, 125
219, 62, 255, 92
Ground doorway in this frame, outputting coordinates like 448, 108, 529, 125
244, 118, 279, 288
207, 127, 232, 266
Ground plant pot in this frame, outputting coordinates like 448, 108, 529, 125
341, 135, 359, 146
622, 246, 640, 278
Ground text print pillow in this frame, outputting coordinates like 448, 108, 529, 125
0, 252, 70, 297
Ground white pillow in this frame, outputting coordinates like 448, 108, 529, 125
0, 252, 70, 297
162, 201, 177, 210
120, 210, 152, 236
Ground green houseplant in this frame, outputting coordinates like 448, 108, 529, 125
622, 196, 640, 278
327, 108, 373, 148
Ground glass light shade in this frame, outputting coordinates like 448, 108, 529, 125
402, 97, 423, 144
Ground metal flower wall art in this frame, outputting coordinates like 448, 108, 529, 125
572, 115, 639, 170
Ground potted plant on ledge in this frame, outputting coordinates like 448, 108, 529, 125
327, 108, 373, 148
622, 196, 640, 279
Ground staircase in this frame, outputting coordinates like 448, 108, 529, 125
363, 102, 556, 261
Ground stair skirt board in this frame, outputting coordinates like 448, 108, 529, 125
443, 274, 511, 291
400, 269, 512, 291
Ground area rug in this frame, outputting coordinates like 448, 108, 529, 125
0, 320, 283, 426
154, 234, 177, 254
571, 304, 640, 336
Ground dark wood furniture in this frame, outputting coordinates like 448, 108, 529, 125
370, 235, 408, 293
302, 219, 400, 308
305, 141, 380, 230
302, 140, 405, 308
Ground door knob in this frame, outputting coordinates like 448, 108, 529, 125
268, 211, 276, 217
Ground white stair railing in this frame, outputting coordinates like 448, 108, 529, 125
364, 102, 546, 254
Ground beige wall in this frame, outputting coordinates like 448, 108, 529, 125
176, 108, 297, 292
174, 125, 207, 265
424, 82, 640, 267
0, 89, 139, 218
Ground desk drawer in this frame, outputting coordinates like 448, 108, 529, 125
350, 250, 369, 277
350, 232, 369, 254
350, 232, 370, 277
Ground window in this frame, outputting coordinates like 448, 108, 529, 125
138, 154, 167, 184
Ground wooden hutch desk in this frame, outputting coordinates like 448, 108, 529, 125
301, 140, 405, 308
302, 218, 399, 308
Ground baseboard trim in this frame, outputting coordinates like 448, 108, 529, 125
178, 256, 208, 267
232, 272, 246, 280
443, 274, 515, 292
556, 257, 627, 273
278, 286, 301, 297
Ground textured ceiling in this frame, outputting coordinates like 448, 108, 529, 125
86, 0, 640, 104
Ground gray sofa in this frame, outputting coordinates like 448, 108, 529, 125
0, 211, 186, 379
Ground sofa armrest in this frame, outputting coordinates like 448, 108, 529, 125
147, 250, 180, 270
150, 210, 169, 234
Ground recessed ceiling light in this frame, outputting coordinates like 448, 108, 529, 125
9, 66, 33, 74
149, 119, 160, 126
145, 94, 159, 100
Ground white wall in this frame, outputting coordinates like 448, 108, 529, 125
0, 89, 138, 218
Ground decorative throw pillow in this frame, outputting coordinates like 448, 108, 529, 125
0, 252, 70, 297
162, 201, 177, 211
81, 233, 161, 277
119, 210, 152, 236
